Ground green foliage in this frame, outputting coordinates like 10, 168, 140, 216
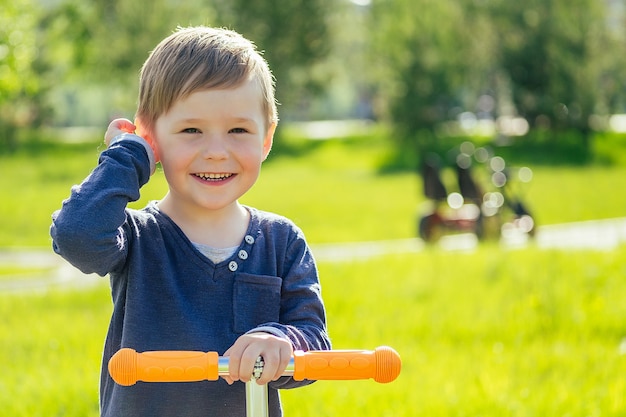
37, 0, 222, 124
55, 0, 218, 82
212, 0, 333, 120
491, 0, 613, 133
0, 0, 47, 148
489, 130, 593, 166
3, 0, 626, 162
368, 0, 626, 152
0, 1, 39, 100
8, 0, 334, 128
380, 128, 626, 174
370, 0, 494, 135
590, 131, 626, 166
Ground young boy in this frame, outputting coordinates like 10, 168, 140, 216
50, 26, 330, 417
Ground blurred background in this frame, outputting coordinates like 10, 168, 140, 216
3, 1, 626, 416
5, 0, 626, 247
3, 0, 626, 155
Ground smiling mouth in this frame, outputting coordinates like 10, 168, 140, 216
194, 173, 235, 182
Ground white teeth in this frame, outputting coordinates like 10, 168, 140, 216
196, 173, 233, 181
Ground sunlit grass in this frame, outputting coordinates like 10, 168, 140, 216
2, 134, 626, 247
281, 245, 626, 416
2, 132, 626, 415
2, 245, 626, 416
524, 165, 626, 225
0, 141, 101, 247
0, 265, 54, 281
0, 285, 110, 416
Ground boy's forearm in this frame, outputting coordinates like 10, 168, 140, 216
50, 140, 152, 275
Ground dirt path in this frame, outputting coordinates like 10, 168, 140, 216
2, 217, 625, 293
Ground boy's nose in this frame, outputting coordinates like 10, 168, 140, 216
201, 135, 228, 160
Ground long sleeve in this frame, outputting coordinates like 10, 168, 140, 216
50, 136, 152, 276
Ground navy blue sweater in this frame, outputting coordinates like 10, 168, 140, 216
50, 138, 330, 416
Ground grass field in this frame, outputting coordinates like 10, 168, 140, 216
2, 247, 626, 416
2, 132, 626, 247
2, 131, 626, 415
283, 247, 626, 416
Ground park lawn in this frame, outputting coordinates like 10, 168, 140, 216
0, 140, 103, 248
0, 136, 416, 247
2, 131, 626, 415
0, 265, 55, 282
2, 245, 626, 416
2, 133, 626, 247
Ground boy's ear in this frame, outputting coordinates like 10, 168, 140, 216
262, 122, 276, 161
134, 117, 160, 162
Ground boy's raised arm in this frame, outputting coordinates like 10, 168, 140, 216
50, 134, 154, 276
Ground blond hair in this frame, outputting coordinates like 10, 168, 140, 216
136, 26, 278, 133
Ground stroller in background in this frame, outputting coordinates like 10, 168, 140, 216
417, 142, 535, 243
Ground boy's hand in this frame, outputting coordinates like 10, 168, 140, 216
104, 118, 136, 146
223, 332, 293, 385
104, 118, 160, 164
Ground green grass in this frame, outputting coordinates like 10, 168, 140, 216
281, 247, 626, 416
522, 165, 626, 224
2, 133, 626, 247
0, 265, 54, 281
2, 130, 626, 415
0, 141, 102, 247
0, 285, 110, 416
2, 246, 626, 416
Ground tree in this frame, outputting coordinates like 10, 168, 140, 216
368, 0, 497, 152
491, 0, 616, 145
36, 0, 333, 127
211, 0, 333, 121
41, 0, 219, 124
368, 0, 626, 159
0, 0, 47, 149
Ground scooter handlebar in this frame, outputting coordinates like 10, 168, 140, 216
292, 346, 401, 383
108, 346, 401, 386
108, 349, 220, 386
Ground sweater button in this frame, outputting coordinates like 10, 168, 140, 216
245, 235, 255, 244
228, 261, 238, 272
238, 250, 248, 260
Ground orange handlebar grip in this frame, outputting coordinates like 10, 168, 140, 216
109, 346, 401, 386
108, 348, 219, 386
292, 346, 401, 383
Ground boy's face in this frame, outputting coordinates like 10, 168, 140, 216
150, 77, 275, 216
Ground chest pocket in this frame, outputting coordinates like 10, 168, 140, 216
233, 273, 282, 333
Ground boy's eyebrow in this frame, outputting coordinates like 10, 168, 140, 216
231, 116, 259, 125
178, 118, 205, 125
178, 116, 260, 125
